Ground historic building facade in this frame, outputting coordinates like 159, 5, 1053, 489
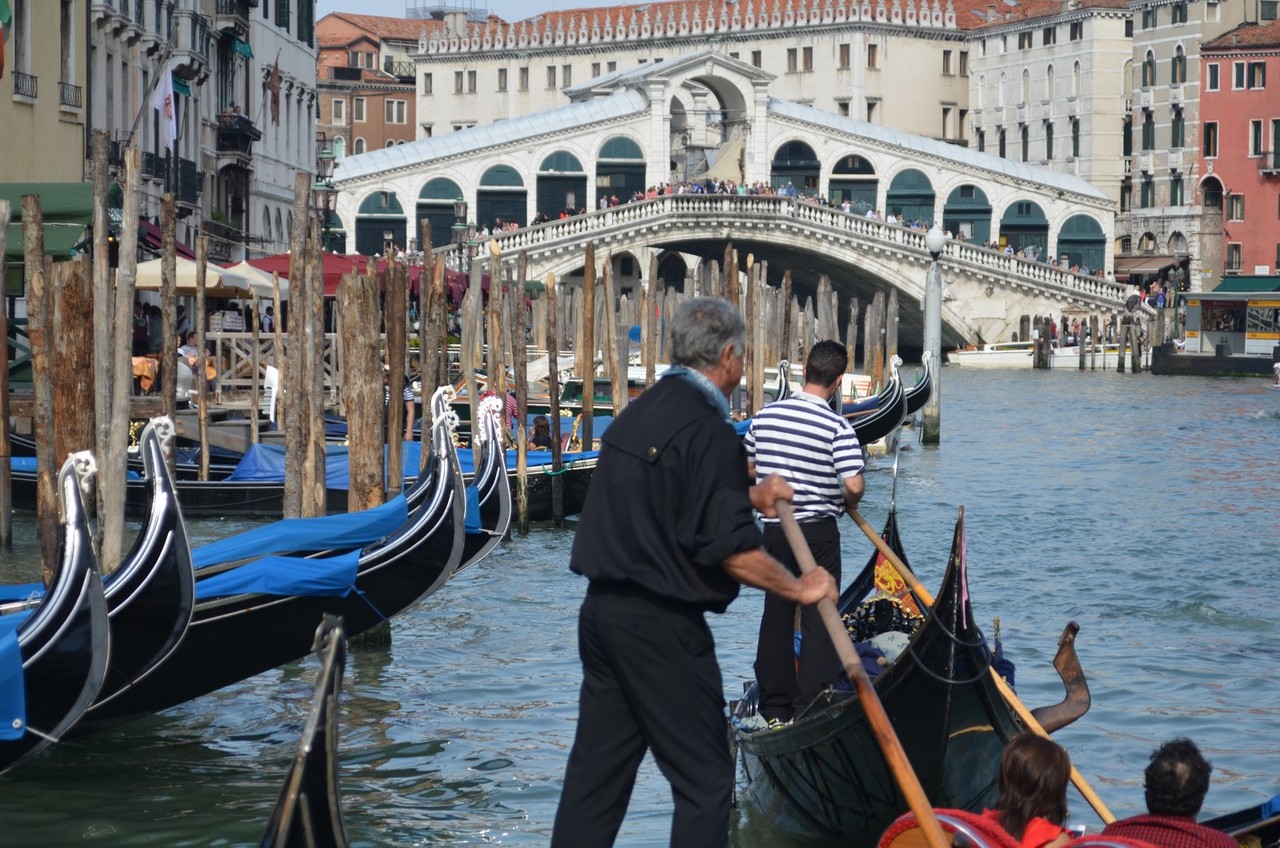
1119, 0, 1270, 290
1200, 20, 1280, 277
967, 0, 1132, 218
316, 12, 420, 163
407, 1, 975, 148
82, 0, 317, 260
0, 0, 88, 184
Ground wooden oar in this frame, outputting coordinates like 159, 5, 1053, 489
776, 501, 951, 848
850, 509, 1117, 825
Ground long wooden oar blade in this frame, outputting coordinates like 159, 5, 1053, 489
776, 501, 951, 848
850, 508, 1116, 825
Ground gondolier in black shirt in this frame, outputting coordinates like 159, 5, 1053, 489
551, 297, 836, 848
744, 340, 865, 726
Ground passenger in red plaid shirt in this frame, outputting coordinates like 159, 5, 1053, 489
1100, 738, 1236, 848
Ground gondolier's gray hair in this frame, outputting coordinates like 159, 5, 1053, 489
669, 297, 746, 370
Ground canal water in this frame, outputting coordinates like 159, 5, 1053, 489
1, 367, 1278, 846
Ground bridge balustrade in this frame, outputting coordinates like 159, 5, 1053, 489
430, 195, 1126, 309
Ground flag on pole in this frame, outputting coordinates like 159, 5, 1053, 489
267, 56, 281, 126
152, 64, 177, 149
0, 0, 13, 81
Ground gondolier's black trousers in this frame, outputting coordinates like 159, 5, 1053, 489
756, 519, 842, 723
551, 582, 732, 848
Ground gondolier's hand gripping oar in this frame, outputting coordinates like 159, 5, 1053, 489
850, 508, 1117, 826
776, 501, 953, 848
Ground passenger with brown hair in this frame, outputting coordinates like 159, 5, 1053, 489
982, 732, 1074, 848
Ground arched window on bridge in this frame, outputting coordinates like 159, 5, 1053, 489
417, 177, 463, 249
943, 184, 991, 243
998, 199, 1048, 257
596, 136, 646, 207
537, 150, 587, 221
770, 140, 820, 195
1058, 214, 1105, 270
356, 191, 406, 257
830, 154, 878, 214
478, 165, 527, 230
886, 169, 936, 226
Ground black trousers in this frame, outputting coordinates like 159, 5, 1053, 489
551, 584, 732, 848
755, 519, 842, 723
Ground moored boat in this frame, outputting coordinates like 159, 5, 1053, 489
0, 455, 110, 775
75, 388, 467, 731
261, 615, 350, 848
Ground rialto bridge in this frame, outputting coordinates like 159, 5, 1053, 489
331, 50, 1126, 347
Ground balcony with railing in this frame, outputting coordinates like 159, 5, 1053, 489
216, 0, 252, 35
59, 81, 82, 109
1260, 150, 1280, 176
12, 71, 37, 100
383, 59, 416, 81
172, 10, 211, 81
216, 114, 262, 159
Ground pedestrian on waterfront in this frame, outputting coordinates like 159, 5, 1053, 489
175, 305, 191, 339
261, 305, 275, 334
146, 304, 164, 354
550, 297, 837, 848
743, 339, 864, 726
1100, 738, 1236, 848
982, 732, 1074, 848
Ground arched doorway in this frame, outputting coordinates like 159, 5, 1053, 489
417, 177, 462, 249
1200, 175, 1224, 210
477, 165, 527, 230
355, 190, 406, 256
323, 211, 347, 254
596, 136, 646, 207
942, 184, 991, 243
1057, 214, 1105, 269
829, 154, 877, 213
537, 150, 587, 220
999, 199, 1048, 256
770, 140, 820, 195
657, 253, 689, 291
886, 169, 936, 225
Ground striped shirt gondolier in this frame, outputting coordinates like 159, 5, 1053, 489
744, 392, 863, 523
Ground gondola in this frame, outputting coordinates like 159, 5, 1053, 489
0, 455, 110, 775
456, 396, 513, 573
1202, 792, 1280, 844
841, 356, 908, 445
732, 507, 1086, 844
903, 351, 933, 417
262, 615, 350, 848
75, 387, 467, 731
1, 420, 196, 714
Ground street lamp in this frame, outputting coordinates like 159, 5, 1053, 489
313, 141, 338, 252
921, 224, 945, 444
451, 197, 471, 271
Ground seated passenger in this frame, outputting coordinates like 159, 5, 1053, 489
1100, 738, 1236, 848
982, 733, 1073, 848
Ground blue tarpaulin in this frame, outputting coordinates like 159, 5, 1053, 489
0, 583, 43, 604
195, 549, 361, 600
456, 448, 600, 476
225, 442, 428, 489
0, 611, 30, 741
192, 494, 408, 570
10, 456, 139, 480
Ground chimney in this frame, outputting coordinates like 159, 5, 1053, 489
445, 10, 467, 38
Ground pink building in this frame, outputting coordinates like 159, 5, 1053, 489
1200, 21, 1280, 279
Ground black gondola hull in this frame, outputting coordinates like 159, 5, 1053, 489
734, 512, 1022, 844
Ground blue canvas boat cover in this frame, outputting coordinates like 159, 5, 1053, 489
0, 583, 44, 603
0, 610, 30, 740
10, 456, 139, 480
224, 442, 428, 489
192, 494, 408, 569
194, 549, 361, 600
454, 448, 599, 476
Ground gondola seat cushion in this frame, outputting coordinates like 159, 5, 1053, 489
879, 808, 1022, 848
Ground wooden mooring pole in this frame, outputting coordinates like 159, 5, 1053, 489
196, 237, 210, 481
514, 251, 530, 534
340, 269, 384, 513
386, 260, 407, 495
23, 195, 56, 581
545, 272, 564, 526
90, 131, 112, 541
0, 199, 10, 548
580, 244, 595, 450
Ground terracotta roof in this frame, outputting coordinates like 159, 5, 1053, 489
959, 0, 1129, 30
1204, 21, 1280, 50
318, 12, 443, 43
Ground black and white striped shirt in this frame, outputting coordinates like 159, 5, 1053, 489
744, 391, 863, 524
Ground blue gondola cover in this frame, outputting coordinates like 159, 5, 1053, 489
194, 549, 362, 600
0, 612, 29, 740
